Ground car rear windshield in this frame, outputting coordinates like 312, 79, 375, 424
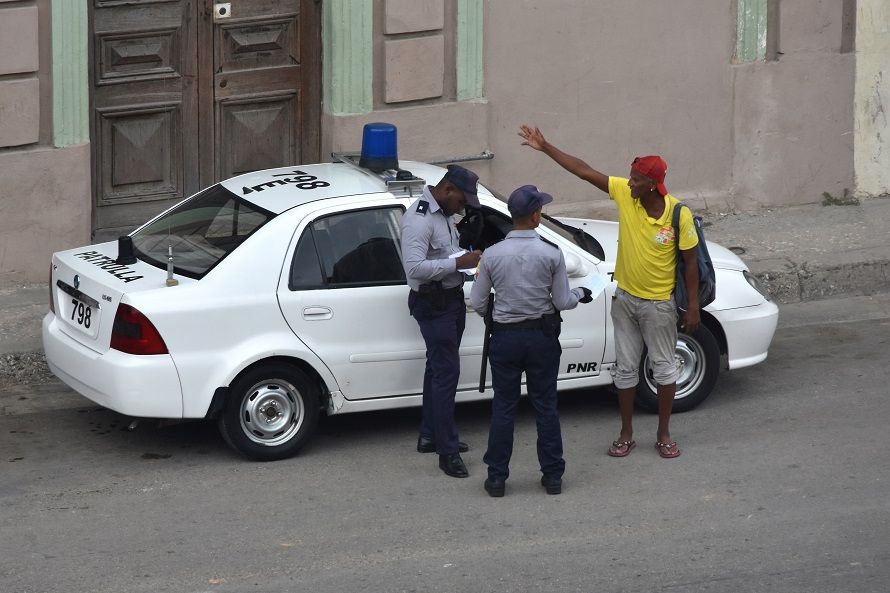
131, 184, 275, 279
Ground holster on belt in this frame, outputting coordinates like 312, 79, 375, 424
417, 280, 460, 309
542, 312, 563, 338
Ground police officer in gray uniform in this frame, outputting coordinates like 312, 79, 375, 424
401, 165, 482, 478
470, 185, 593, 496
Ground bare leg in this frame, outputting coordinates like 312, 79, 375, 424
617, 386, 635, 441
656, 382, 675, 443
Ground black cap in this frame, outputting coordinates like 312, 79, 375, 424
442, 164, 481, 208
508, 185, 553, 217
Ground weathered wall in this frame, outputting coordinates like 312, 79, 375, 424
854, 0, 890, 197
732, 0, 855, 207
0, 2, 40, 147
0, 145, 91, 286
482, 0, 737, 220
323, 0, 491, 181
732, 55, 854, 207
0, 0, 91, 288
477, 0, 855, 216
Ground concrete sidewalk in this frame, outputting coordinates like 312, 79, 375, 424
2, 196, 889, 362
702, 196, 890, 305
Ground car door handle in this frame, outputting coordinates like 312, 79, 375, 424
302, 306, 332, 320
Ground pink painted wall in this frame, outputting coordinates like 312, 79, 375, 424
0, 145, 91, 286
480, 0, 854, 218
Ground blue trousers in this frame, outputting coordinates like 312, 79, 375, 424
484, 328, 564, 481
409, 291, 466, 455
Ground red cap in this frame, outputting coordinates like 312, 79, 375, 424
631, 155, 668, 196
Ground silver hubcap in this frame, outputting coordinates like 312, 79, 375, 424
644, 333, 706, 400
239, 379, 304, 447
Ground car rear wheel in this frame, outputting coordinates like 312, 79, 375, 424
218, 364, 320, 461
635, 325, 720, 413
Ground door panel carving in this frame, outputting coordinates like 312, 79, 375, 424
218, 17, 298, 71
97, 30, 181, 84
218, 94, 297, 179
97, 104, 181, 204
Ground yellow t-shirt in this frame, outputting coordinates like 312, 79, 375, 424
608, 176, 699, 300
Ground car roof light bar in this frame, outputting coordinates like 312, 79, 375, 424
332, 152, 426, 198
331, 122, 426, 198
359, 122, 399, 172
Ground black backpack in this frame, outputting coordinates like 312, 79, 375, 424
671, 202, 716, 312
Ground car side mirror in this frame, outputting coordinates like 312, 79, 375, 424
565, 251, 589, 278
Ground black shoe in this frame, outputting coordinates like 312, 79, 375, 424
541, 476, 562, 495
484, 477, 505, 497
417, 436, 469, 453
438, 453, 469, 478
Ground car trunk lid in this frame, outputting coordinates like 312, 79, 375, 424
51, 241, 170, 354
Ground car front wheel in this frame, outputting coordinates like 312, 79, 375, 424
635, 325, 720, 413
218, 364, 320, 461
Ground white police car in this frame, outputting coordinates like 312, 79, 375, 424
42, 133, 778, 461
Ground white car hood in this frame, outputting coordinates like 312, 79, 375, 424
557, 217, 748, 272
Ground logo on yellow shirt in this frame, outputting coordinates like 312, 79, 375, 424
654, 225, 675, 246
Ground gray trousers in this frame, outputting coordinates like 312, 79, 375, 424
610, 288, 679, 389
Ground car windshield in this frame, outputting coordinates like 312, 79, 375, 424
540, 213, 605, 260
131, 184, 275, 279
488, 190, 605, 260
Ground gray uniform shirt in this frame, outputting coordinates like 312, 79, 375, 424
400, 185, 465, 291
470, 229, 584, 323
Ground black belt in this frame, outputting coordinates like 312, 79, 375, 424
411, 285, 463, 297
492, 318, 544, 331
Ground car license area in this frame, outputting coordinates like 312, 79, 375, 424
56, 280, 100, 338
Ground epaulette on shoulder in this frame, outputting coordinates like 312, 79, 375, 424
539, 236, 559, 249
415, 200, 429, 215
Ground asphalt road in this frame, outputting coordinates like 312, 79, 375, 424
2, 294, 889, 593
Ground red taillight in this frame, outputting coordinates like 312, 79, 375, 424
110, 304, 168, 355
48, 266, 55, 313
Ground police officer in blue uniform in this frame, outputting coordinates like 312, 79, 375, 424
401, 165, 483, 478
470, 185, 593, 496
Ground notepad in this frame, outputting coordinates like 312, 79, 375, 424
450, 250, 477, 275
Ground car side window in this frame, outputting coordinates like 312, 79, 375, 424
289, 229, 325, 290
289, 206, 406, 290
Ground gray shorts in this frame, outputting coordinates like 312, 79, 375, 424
609, 288, 679, 390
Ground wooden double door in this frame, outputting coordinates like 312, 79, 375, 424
89, 0, 321, 240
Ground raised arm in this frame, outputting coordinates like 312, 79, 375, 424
519, 125, 610, 194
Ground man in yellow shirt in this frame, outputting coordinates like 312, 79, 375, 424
518, 124, 700, 459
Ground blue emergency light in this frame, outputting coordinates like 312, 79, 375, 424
359, 122, 399, 172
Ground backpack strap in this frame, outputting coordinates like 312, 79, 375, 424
671, 201, 685, 256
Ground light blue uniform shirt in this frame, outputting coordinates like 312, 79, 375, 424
400, 185, 465, 291
470, 229, 584, 323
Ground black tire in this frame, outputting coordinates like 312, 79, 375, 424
635, 325, 720, 413
218, 364, 320, 461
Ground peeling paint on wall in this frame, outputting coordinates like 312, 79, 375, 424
869, 72, 887, 127
854, 0, 890, 196
736, 0, 768, 63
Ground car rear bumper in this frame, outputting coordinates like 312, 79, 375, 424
42, 313, 183, 418
717, 300, 780, 370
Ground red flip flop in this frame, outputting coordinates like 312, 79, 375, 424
655, 441, 681, 459
608, 440, 636, 457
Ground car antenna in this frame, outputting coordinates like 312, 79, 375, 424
166, 244, 178, 286
166, 199, 178, 287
